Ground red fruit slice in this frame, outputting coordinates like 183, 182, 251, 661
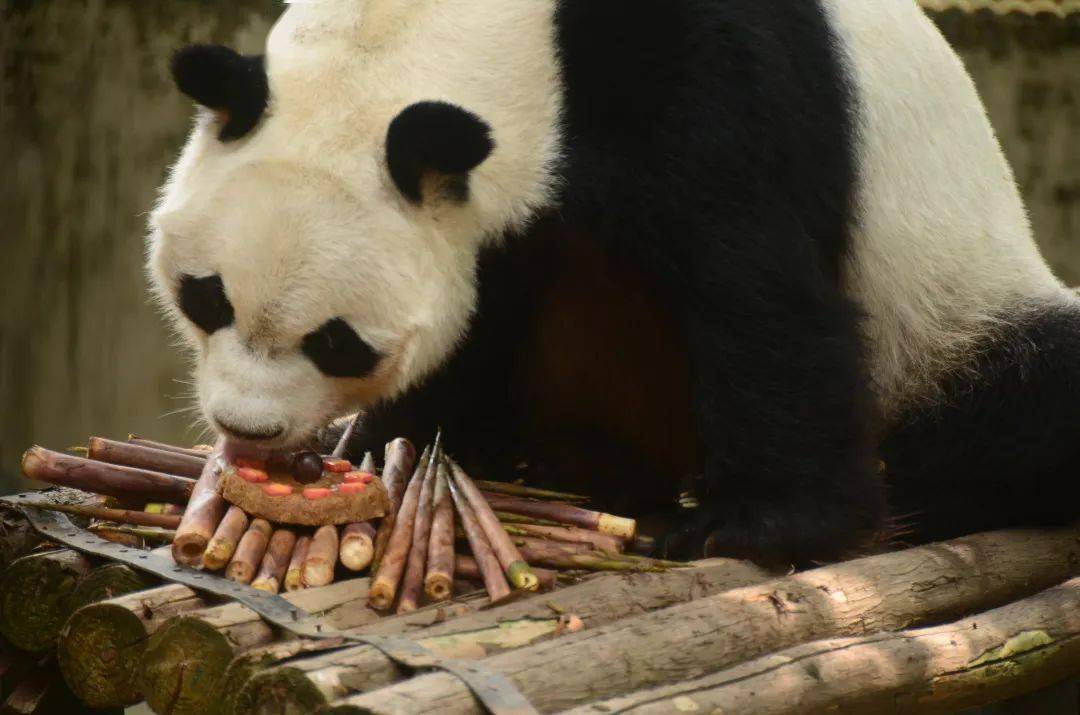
340, 482, 366, 495
235, 457, 267, 470
343, 471, 375, 484
323, 458, 353, 473
237, 467, 269, 483
262, 483, 294, 497
303, 487, 333, 501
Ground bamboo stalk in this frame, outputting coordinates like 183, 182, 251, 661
21, 446, 195, 504
12, 500, 181, 530
202, 506, 249, 571
88, 437, 206, 478
396, 452, 440, 613
425, 460, 456, 602
127, 436, 212, 459
330, 414, 362, 460
340, 522, 377, 572
302, 525, 339, 587
171, 439, 228, 567
450, 460, 537, 591
475, 480, 588, 502
226, 519, 272, 584
252, 529, 298, 593
507, 523, 625, 553
484, 492, 636, 539
368, 436, 437, 610
89, 524, 176, 545
453, 554, 551, 591
284, 535, 311, 592
495, 511, 566, 528
448, 474, 511, 604
370, 439, 419, 573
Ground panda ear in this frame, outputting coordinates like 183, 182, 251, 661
386, 101, 495, 204
171, 44, 269, 142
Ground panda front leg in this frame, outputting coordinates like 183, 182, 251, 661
659, 233, 886, 568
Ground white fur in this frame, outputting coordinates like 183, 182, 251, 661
823, 0, 1069, 416
148, 0, 563, 446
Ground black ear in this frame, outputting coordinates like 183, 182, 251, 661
386, 101, 495, 203
171, 44, 269, 142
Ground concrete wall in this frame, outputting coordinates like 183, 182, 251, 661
0, 3, 1077, 492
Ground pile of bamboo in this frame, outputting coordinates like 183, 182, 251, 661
19, 428, 662, 606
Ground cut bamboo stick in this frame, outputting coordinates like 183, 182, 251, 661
340, 522, 377, 572
226, 519, 272, 584
302, 525, 339, 587
370, 439, 419, 573
21, 446, 195, 504
368, 437, 436, 610
425, 460, 456, 602
507, 523, 625, 553
396, 453, 439, 613
127, 436, 212, 459
202, 506, 249, 571
474, 480, 588, 502
284, 535, 311, 592
171, 439, 228, 567
484, 492, 637, 539
87, 437, 206, 478
453, 554, 551, 591
251, 529, 298, 593
450, 460, 537, 591
448, 474, 511, 605
11, 499, 181, 530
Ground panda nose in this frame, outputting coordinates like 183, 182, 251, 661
214, 418, 285, 442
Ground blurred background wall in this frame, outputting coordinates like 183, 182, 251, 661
1, 1, 1077, 494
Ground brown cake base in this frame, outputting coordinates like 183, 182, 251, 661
218, 469, 389, 526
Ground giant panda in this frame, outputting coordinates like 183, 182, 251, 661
147, 0, 1080, 566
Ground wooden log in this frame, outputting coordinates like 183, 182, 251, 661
1, 663, 86, 715
202, 506, 249, 571
370, 440, 419, 573
171, 440, 228, 567
368, 441, 434, 610
137, 578, 374, 715
339, 522, 376, 572
58, 583, 210, 709
232, 558, 771, 712
425, 462, 456, 602
87, 437, 206, 478
396, 455, 439, 613
284, 535, 311, 592
570, 577, 1080, 715
327, 526, 1080, 714
0, 550, 93, 653
251, 529, 297, 593
128, 436, 212, 459
449, 461, 537, 591
21, 446, 195, 504
483, 492, 636, 539
302, 525, 340, 587
449, 477, 511, 604
226, 519, 272, 584
506, 523, 624, 553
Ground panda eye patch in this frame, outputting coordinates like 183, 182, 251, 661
178, 274, 234, 334
302, 318, 381, 378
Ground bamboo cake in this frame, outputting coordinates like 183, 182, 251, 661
218, 467, 389, 526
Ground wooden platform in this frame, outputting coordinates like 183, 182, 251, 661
1, 490, 1078, 714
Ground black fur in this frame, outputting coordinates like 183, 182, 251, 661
178, 274, 234, 335
386, 101, 495, 203
302, 319, 382, 379
883, 305, 1080, 541
171, 45, 269, 142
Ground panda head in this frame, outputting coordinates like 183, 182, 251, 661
147, 2, 562, 450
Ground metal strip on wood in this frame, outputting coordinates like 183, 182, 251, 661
1, 495, 538, 715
